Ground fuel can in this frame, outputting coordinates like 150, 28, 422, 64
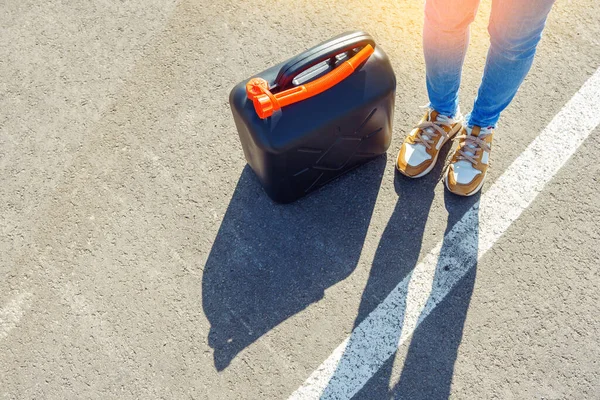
230, 31, 396, 203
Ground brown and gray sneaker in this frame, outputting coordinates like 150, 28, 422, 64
396, 109, 463, 178
444, 125, 493, 196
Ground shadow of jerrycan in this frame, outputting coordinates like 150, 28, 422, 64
202, 157, 386, 370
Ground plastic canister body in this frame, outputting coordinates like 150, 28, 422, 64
230, 32, 396, 203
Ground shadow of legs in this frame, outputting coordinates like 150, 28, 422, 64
354, 138, 459, 327
318, 147, 482, 399
319, 142, 453, 398
202, 157, 385, 370
352, 172, 439, 328
390, 191, 480, 400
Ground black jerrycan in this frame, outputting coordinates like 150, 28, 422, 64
230, 31, 396, 203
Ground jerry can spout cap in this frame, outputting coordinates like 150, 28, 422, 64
245, 78, 269, 101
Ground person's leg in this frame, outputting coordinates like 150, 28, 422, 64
467, 0, 555, 128
446, 0, 555, 196
424, 0, 481, 118
396, 0, 480, 179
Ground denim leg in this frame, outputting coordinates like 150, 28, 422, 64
467, 0, 555, 128
424, 0, 480, 118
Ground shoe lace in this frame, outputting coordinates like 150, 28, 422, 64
413, 116, 453, 150
455, 133, 491, 165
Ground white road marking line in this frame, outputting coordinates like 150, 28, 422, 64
289, 67, 600, 400
0, 292, 33, 340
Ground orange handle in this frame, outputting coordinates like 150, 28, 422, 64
246, 44, 374, 119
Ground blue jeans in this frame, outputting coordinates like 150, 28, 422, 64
424, 0, 555, 127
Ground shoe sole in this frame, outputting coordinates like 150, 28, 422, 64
444, 168, 486, 197
396, 122, 463, 179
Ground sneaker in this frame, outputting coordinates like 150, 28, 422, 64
444, 125, 493, 196
396, 109, 463, 178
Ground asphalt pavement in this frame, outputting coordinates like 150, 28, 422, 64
1, 0, 599, 399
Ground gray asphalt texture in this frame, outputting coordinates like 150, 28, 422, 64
1, 0, 599, 399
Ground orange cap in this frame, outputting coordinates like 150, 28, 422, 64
245, 78, 269, 101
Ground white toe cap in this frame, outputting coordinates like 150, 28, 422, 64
452, 160, 481, 184
404, 143, 432, 167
